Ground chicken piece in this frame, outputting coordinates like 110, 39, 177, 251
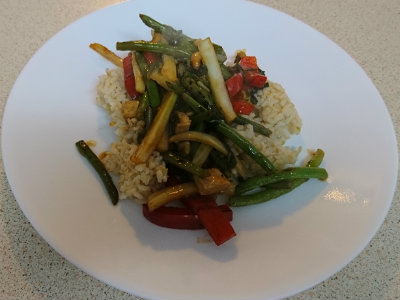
122, 100, 139, 120
194, 168, 235, 196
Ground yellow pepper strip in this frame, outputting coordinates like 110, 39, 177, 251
89, 43, 123, 68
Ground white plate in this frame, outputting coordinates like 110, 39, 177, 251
2, 0, 398, 299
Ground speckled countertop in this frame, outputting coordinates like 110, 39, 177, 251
0, 0, 399, 299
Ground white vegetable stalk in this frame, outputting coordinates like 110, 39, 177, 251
197, 38, 237, 123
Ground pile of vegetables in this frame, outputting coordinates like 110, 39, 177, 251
76, 14, 328, 246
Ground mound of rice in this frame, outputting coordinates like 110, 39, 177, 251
95, 68, 302, 203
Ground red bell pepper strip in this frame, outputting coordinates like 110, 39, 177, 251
197, 208, 236, 246
225, 72, 243, 97
238, 56, 268, 88
231, 98, 254, 115
182, 195, 236, 246
142, 204, 233, 230
143, 51, 160, 65
239, 56, 259, 70
181, 194, 218, 211
244, 71, 267, 88
123, 53, 140, 99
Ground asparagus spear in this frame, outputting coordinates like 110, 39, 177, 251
139, 14, 196, 50
139, 14, 227, 63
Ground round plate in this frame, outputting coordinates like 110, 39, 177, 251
2, 0, 398, 299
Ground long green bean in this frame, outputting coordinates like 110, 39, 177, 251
229, 149, 326, 206
181, 76, 214, 108
233, 115, 272, 137
137, 90, 150, 117
146, 79, 160, 108
162, 151, 209, 177
166, 82, 208, 112
144, 106, 153, 132
75, 140, 119, 205
181, 93, 207, 112
235, 167, 328, 195
214, 120, 276, 172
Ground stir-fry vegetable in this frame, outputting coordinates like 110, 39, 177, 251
233, 115, 272, 137
230, 149, 326, 206
142, 203, 233, 230
75, 140, 119, 205
183, 195, 236, 245
147, 182, 198, 211
89, 43, 123, 67
197, 38, 237, 123
214, 120, 276, 173
131, 91, 177, 164
235, 167, 328, 195
79, 14, 328, 246
169, 131, 228, 155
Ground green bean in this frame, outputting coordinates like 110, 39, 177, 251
235, 167, 328, 195
306, 148, 325, 167
146, 79, 160, 108
233, 115, 272, 137
166, 81, 185, 93
182, 93, 207, 112
116, 41, 191, 60
137, 90, 150, 117
230, 183, 299, 207
214, 120, 276, 172
165, 82, 207, 112
162, 151, 209, 177
196, 80, 211, 94
181, 76, 214, 108
229, 149, 326, 206
75, 140, 119, 205
144, 106, 153, 132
